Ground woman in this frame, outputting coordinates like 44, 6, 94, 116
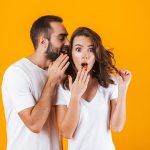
55, 27, 131, 150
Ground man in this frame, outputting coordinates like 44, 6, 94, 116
2, 15, 69, 150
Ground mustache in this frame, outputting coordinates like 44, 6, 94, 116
60, 45, 70, 54
45, 45, 70, 61
46, 52, 60, 61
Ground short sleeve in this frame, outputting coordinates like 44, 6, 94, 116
2, 66, 35, 112
109, 76, 118, 100
54, 84, 68, 106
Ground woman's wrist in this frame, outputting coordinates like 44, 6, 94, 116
71, 94, 81, 101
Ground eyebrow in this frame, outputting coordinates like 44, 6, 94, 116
74, 44, 94, 47
57, 33, 68, 37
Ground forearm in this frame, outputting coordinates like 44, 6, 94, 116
58, 134, 63, 150
27, 79, 58, 132
60, 96, 80, 138
111, 86, 128, 132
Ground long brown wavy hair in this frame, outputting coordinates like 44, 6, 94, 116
63, 27, 118, 89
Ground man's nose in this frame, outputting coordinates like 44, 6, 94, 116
64, 38, 70, 46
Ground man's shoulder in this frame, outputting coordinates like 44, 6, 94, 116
3, 58, 28, 81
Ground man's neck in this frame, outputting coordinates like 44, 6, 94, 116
26, 51, 51, 70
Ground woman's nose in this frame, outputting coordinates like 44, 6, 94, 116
82, 52, 88, 59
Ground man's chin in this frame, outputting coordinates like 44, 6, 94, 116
46, 52, 60, 61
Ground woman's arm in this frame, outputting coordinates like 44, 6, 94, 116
110, 70, 132, 132
56, 106, 66, 150
56, 68, 90, 139
56, 99, 80, 139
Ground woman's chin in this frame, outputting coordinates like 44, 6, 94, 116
76, 66, 91, 73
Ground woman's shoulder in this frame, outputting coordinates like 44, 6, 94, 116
58, 83, 71, 99
58, 83, 70, 95
110, 74, 118, 84
98, 75, 118, 94
56, 84, 71, 106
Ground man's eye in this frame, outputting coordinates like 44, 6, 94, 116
59, 36, 65, 41
75, 47, 81, 52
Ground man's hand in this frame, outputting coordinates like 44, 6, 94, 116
48, 54, 70, 84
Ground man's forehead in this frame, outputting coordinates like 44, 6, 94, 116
50, 22, 68, 35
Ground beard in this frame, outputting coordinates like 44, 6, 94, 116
45, 42, 70, 61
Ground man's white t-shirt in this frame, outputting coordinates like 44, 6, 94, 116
2, 58, 59, 150
55, 80, 118, 150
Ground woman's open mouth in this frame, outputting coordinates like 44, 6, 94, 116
81, 63, 88, 70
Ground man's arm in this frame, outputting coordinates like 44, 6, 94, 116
18, 54, 69, 133
19, 79, 58, 133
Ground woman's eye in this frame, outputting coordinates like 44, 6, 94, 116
75, 47, 81, 52
89, 48, 94, 52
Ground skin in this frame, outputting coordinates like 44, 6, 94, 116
72, 36, 95, 73
56, 35, 132, 144
18, 22, 70, 135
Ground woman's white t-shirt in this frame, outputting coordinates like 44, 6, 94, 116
55, 80, 118, 150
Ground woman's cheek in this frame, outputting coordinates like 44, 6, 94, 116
90, 58, 96, 71
72, 57, 80, 70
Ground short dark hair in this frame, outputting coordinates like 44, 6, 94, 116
30, 15, 63, 49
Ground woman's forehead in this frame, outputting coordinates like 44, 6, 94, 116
73, 36, 93, 46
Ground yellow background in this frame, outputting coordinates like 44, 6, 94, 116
0, 0, 150, 149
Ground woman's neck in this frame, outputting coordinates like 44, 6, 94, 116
85, 74, 98, 92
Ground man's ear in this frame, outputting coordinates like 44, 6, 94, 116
39, 36, 49, 49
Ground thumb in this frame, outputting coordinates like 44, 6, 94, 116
116, 74, 124, 84
68, 75, 72, 90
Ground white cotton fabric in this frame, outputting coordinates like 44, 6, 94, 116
55, 79, 118, 150
2, 58, 59, 150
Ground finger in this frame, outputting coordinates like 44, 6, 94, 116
78, 68, 85, 82
59, 56, 69, 70
125, 70, 131, 75
55, 53, 63, 62
116, 74, 123, 81
61, 62, 70, 73
118, 69, 129, 74
68, 75, 72, 90
119, 70, 131, 78
118, 70, 126, 79
84, 74, 90, 86
58, 54, 68, 67
82, 70, 88, 83
48, 61, 53, 69
118, 70, 125, 75
55, 54, 68, 66
76, 68, 82, 81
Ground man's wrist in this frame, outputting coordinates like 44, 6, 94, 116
47, 78, 59, 88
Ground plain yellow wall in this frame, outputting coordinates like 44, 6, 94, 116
0, 0, 150, 149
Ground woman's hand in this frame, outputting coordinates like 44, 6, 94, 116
68, 68, 90, 100
116, 69, 132, 88
110, 69, 131, 132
